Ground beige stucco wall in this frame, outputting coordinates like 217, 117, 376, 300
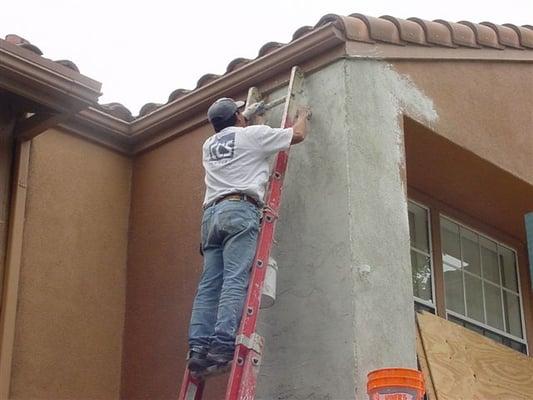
9, 129, 131, 399
393, 60, 533, 185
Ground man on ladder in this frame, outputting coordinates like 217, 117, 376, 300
187, 96, 311, 375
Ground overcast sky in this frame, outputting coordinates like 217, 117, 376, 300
2, 0, 531, 115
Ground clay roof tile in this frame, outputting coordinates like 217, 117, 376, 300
225, 57, 252, 73
196, 73, 221, 89
292, 26, 314, 40
258, 42, 284, 57
315, 14, 373, 43
481, 22, 522, 49
349, 14, 402, 45
458, 21, 504, 49
503, 24, 533, 48
168, 88, 191, 103
99, 103, 134, 122
408, 18, 456, 48
5, 34, 43, 55
434, 20, 480, 48
138, 102, 163, 117
380, 16, 429, 46
54, 59, 80, 72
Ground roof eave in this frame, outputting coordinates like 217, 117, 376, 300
129, 24, 346, 148
0, 39, 102, 113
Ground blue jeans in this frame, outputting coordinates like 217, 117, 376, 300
188, 199, 260, 355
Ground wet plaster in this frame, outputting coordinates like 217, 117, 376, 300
255, 59, 437, 399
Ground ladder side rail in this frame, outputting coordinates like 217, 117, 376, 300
225, 66, 303, 400
178, 369, 204, 400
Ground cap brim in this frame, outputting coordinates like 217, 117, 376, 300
235, 100, 245, 109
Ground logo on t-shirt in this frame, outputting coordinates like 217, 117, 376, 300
209, 132, 235, 161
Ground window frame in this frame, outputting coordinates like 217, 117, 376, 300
408, 199, 436, 311
440, 214, 527, 349
407, 189, 532, 355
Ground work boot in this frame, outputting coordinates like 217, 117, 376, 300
206, 350, 234, 367
187, 350, 211, 372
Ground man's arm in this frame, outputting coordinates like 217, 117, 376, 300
290, 107, 312, 145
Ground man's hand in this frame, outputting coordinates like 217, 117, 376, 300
291, 105, 312, 145
242, 101, 266, 122
296, 106, 312, 121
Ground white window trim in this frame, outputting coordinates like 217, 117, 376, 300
408, 200, 436, 307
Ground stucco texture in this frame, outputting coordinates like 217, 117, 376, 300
121, 122, 229, 399
10, 129, 131, 400
393, 61, 533, 185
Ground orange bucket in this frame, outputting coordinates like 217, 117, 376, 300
367, 368, 425, 400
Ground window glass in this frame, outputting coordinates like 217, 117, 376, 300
461, 228, 481, 276
481, 237, 500, 284
484, 282, 504, 331
444, 265, 465, 314
408, 202, 433, 305
465, 274, 484, 323
411, 250, 432, 301
503, 291, 523, 338
441, 219, 461, 268
408, 203, 430, 253
500, 247, 518, 292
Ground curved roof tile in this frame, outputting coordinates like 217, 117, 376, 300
168, 88, 191, 103
292, 26, 314, 40
138, 102, 163, 117
350, 13, 402, 45
380, 16, 428, 46
408, 18, 456, 47
98, 103, 134, 122
258, 42, 285, 57
458, 21, 504, 49
482, 22, 522, 48
5, 34, 43, 55
54, 59, 80, 72
504, 24, 533, 48
225, 57, 252, 73
434, 20, 480, 48
196, 73, 221, 89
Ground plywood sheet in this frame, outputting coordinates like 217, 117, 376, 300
417, 312, 533, 400
416, 323, 437, 400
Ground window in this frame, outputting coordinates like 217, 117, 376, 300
408, 202, 434, 308
441, 216, 526, 353
407, 200, 528, 354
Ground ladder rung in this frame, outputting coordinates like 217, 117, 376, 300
264, 95, 286, 110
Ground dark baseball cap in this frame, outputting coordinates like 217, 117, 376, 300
207, 98, 245, 123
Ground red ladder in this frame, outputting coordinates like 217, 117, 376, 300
178, 66, 306, 400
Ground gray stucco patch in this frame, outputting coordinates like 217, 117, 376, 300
255, 59, 437, 399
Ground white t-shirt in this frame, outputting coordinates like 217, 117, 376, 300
202, 125, 293, 206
